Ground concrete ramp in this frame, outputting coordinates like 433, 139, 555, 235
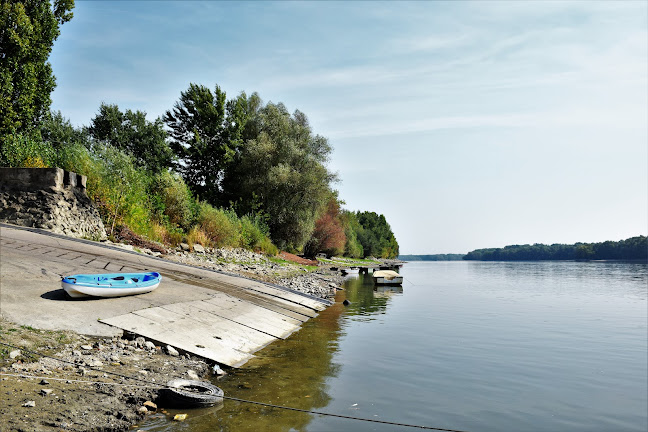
0, 224, 332, 368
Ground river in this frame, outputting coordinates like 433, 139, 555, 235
138, 261, 648, 432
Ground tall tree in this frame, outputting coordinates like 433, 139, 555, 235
224, 102, 336, 250
88, 103, 173, 172
164, 84, 249, 205
0, 0, 74, 138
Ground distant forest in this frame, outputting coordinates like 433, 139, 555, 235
463, 236, 647, 261
399, 254, 465, 261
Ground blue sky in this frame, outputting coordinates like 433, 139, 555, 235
49, 1, 647, 254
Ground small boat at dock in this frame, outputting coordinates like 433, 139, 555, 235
61, 272, 161, 298
372, 270, 403, 285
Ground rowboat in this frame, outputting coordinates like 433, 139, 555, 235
372, 270, 403, 285
61, 272, 161, 298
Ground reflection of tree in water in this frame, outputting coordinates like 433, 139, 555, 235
176, 300, 347, 431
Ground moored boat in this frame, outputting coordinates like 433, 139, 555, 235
372, 270, 403, 285
61, 272, 161, 298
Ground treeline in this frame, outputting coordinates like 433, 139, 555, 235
399, 254, 465, 261
0, 1, 399, 259
463, 236, 647, 261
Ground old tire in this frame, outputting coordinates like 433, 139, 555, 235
163, 379, 224, 408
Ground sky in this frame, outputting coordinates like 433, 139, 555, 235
48, 1, 647, 254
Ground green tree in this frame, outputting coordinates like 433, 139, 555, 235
88, 103, 173, 172
224, 102, 336, 250
40, 109, 88, 149
0, 0, 74, 138
164, 84, 249, 205
355, 211, 399, 258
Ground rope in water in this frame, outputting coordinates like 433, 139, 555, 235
0, 341, 470, 432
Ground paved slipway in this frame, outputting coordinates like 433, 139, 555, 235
0, 223, 332, 368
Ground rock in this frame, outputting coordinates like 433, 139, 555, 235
186, 370, 199, 380
212, 364, 226, 376
180, 243, 190, 251
40, 389, 53, 396
166, 345, 179, 357
144, 341, 156, 350
137, 406, 149, 414
134, 337, 145, 348
22, 400, 36, 407
143, 401, 157, 411
87, 360, 103, 367
193, 244, 205, 253
39, 379, 49, 385
80, 344, 92, 351
9, 350, 21, 359
343, 299, 351, 306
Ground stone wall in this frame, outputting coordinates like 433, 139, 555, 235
0, 168, 106, 240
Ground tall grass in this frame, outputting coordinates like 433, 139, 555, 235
0, 134, 278, 256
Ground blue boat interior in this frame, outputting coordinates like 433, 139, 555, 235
62, 272, 160, 287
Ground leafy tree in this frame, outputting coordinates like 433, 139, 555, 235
88, 103, 173, 172
0, 0, 74, 138
164, 84, 250, 205
304, 196, 346, 257
355, 211, 399, 258
341, 210, 364, 258
223, 101, 336, 250
40, 109, 89, 149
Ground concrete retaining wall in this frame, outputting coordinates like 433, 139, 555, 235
0, 168, 106, 240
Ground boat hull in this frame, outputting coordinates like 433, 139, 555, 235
372, 270, 403, 285
61, 272, 161, 298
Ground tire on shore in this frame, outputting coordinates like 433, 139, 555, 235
162, 379, 224, 408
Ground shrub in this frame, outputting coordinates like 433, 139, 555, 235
0, 133, 55, 167
197, 203, 240, 247
151, 171, 197, 230
186, 226, 212, 249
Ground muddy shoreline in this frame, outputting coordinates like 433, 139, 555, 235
0, 245, 371, 431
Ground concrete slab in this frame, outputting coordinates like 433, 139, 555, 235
0, 223, 332, 367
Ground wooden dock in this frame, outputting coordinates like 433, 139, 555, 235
0, 224, 331, 368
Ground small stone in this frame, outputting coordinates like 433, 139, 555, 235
39, 379, 49, 385
87, 360, 103, 367
143, 401, 157, 411
144, 341, 156, 350
80, 344, 92, 351
186, 370, 199, 380
193, 244, 205, 253
40, 389, 53, 396
180, 243, 190, 251
343, 299, 351, 306
23, 401, 36, 407
138, 370, 148, 376
212, 365, 226, 376
135, 337, 145, 348
9, 350, 21, 359
137, 406, 148, 414
166, 345, 179, 357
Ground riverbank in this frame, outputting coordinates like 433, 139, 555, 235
0, 229, 399, 431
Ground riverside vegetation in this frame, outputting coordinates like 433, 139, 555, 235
0, 1, 399, 262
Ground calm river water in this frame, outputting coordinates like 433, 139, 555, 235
138, 261, 648, 432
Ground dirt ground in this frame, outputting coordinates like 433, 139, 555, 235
0, 317, 213, 432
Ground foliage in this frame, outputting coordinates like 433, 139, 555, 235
196, 203, 241, 248
0, 0, 74, 138
224, 101, 336, 250
150, 171, 197, 231
164, 84, 250, 205
304, 196, 346, 257
0, 132, 55, 167
88, 103, 173, 172
341, 210, 364, 259
354, 211, 399, 259
40, 109, 89, 149
463, 236, 648, 261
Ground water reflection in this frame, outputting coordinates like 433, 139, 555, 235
137, 273, 403, 431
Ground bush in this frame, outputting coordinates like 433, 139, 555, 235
0, 133, 55, 167
197, 203, 241, 247
151, 171, 197, 230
